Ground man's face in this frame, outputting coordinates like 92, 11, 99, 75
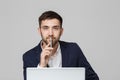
38, 18, 63, 47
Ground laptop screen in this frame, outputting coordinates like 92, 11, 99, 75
27, 68, 85, 80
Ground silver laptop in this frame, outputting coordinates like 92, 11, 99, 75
27, 68, 85, 80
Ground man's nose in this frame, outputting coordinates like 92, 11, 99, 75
49, 28, 53, 36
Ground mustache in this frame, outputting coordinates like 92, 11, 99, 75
46, 36, 55, 39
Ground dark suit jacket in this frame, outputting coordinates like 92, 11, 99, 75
23, 41, 99, 80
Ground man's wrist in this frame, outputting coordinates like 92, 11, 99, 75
37, 63, 47, 68
39, 63, 46, 67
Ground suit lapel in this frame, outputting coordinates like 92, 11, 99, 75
60, 41, 69, 67
36, 43, 42, 65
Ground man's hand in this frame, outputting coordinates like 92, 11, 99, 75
39, 42, 53, 67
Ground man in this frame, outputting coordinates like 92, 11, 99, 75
23, 11, 99, 80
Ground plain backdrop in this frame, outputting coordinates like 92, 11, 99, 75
0, 0, 120, 80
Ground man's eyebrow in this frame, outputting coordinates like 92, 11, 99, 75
41, 25, 49, 27
53, 25, 60, 27
41, 25, 60, 28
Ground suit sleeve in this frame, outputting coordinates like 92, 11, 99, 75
75, 43, 99, 80
23, 54, 27, 80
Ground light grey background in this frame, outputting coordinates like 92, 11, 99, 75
0, 0, 120, 80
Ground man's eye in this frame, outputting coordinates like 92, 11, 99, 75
42, 27, 48, 29
53, 27, 59, 30
53, 26, 60, 30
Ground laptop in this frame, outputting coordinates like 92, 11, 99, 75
27, 68, 85, 80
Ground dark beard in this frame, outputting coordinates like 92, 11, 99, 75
42, 39, 58, 47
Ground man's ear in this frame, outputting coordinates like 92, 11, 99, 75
60, 28, 64, 36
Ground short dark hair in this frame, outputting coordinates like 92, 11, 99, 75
38, 11, 63, 27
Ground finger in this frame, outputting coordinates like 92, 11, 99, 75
44, 43, 53, 50
42, 51, 52, 57
44, 47, 53, 51
42, 45, 53, 51
46, 42, 51, 47
44, 48, 53, 56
